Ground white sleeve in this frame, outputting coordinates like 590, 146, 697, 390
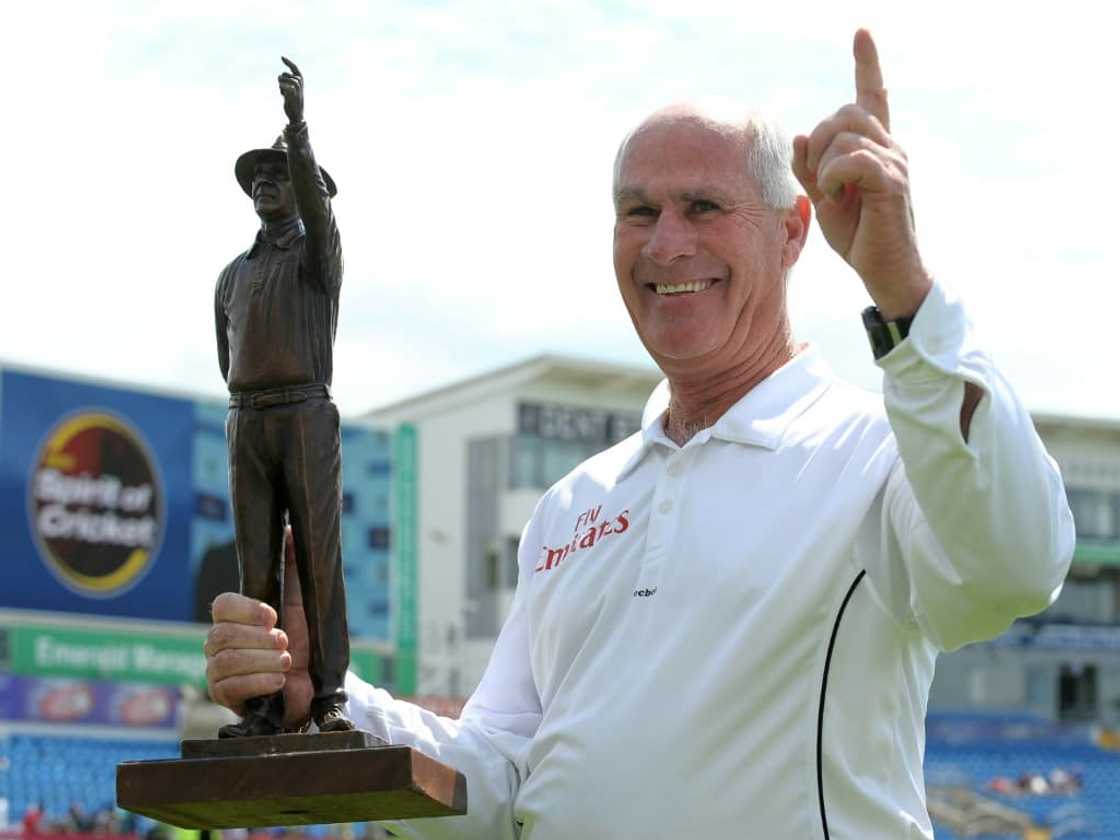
343, 518, 543, 839
874, 281, 1076, 652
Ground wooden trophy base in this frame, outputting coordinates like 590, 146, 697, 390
116, 730, 466, 829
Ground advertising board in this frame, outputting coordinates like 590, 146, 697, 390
0, 369, 192, 620
0, 366, 394, 642
0, 674, 178, 728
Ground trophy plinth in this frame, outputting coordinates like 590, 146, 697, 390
116, 731, 467, 828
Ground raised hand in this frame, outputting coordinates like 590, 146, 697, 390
205, 527, 313, 728
792, 29, 931, 320
278, 56, 305, 125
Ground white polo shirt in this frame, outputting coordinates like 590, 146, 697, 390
346, 282, 1074, 840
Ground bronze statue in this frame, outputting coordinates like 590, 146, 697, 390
213, 57, 352, 737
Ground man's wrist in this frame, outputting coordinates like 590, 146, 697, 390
865, 271, 933, 322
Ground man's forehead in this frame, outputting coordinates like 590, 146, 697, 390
616, 118, 752, 198
622, 114, 745, 168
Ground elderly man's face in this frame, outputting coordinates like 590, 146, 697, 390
252, 160, 296, 221
613, 117, 800, 368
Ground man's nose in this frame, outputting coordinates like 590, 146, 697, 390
642, 210, 696, 266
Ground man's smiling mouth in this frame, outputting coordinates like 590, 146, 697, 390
650, 279, 718, 296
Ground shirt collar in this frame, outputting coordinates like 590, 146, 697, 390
247, 217, 304, 258
616, 345, 835, 479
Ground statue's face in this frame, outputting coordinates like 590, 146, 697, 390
252, 160, 296, 221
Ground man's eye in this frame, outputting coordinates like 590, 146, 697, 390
626, 205, 657, 218
691, 199, 719, 214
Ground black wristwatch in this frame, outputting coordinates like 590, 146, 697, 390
861, 306, 914, 360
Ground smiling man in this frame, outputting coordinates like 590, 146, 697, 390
205, 31, 1074, 838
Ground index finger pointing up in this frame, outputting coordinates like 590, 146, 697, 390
281, 56, 302, 78
853, 29, 890, 132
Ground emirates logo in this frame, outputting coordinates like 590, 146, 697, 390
535, 504, 631, 573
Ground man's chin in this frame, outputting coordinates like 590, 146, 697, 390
642, 332, 722, 365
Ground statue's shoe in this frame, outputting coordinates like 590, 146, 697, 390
315, 705, 355, 733
217, 714, 282, 739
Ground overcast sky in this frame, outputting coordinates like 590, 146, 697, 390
1, 1, 1115, 419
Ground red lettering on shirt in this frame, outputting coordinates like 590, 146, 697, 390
536, 544, 571, 572
536, 507, 632, 574
574, 505, 603, 534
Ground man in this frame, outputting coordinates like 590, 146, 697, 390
206, 31, 1073, 836
212, 57, 353, 737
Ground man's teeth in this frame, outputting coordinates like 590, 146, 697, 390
655, 280, 714, 296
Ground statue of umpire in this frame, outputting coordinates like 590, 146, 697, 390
213, 58, 353, 737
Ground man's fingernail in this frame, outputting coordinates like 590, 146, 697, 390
276, 631, 288, 648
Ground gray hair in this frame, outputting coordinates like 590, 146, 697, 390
613, 107, 801, 210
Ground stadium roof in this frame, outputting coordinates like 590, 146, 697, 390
360, 353, 662, 424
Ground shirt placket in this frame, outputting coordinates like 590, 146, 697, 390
637, 445, 690, 590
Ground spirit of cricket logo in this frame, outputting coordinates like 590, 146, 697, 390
28, 410, 164, 598
535, 504, 631, 573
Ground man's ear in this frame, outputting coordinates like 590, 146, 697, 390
781, 195, 812, 269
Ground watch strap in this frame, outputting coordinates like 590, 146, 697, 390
861, 306, 914, 360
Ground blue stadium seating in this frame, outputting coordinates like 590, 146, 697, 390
926, 740, 1120, 839
0, 734, 178, 827
3, 730, 1117, 837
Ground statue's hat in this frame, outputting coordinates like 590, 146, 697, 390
235, 135, 337, 198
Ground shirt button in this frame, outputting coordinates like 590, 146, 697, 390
666, 461, 681, 477
659, 499, 673, 514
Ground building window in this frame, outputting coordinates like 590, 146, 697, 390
368, 527, 391, 550
485, 544, 501, 591
509, 435, 606, 491
509, 402, 642, 491
1067, 488, 1119, 540
1047, 578, 1117, 623
1058, 663, 1098, 722
510, 435, 543, 489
